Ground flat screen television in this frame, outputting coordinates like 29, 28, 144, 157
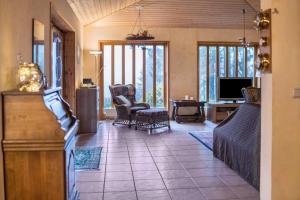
218, 78, 253, 102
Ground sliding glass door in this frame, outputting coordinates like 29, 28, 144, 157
100, 41, 169, 118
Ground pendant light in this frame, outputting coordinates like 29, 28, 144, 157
239, 9, 251, 47
126, 5, 155, 41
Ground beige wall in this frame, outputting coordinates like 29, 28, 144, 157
83, 26, 258, 101
0, 0, 83, 199
260, 0, 300, 199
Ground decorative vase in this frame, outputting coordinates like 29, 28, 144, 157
17, 63, 44, 92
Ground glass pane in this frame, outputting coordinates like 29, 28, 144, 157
219, 46, 226, 77
228, 47, 236, 77
125, 45, 133, 84
145, 46, 154, 107
114, 45, 122, 84
247, 47, 255, 78
209, 46, 217, 101
34, 44, 45, 73
199, 46, 207, 102
156, 45, 164, 107
52, 31, 63, 88
238, 47, 245, 77
103, 45, 112, 109
135, 46, 144, 102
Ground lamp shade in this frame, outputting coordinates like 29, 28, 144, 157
89, 50, 102, 55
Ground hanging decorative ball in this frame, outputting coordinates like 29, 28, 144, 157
254, 11, 271, 30
17, 63, 44, 92
257, 53, 271, 71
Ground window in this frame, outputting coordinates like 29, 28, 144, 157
103, 45, 112, 109
100, 41, 169, 115
198, 42, 257, 102
51, 26, 64, 88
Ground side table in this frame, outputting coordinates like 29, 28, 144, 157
170, 100, 206, 123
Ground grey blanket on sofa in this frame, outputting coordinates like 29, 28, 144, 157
213, 103, 261, 189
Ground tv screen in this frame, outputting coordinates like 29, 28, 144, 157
218, 78, 253, 101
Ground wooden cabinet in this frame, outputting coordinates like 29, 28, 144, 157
76, 87, 99, 134
2, 88, 79, 200
207, 103, 240, 123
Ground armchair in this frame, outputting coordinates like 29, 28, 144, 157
109, 84, 150, 127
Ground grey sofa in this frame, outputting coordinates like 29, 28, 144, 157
213, 103, 261, 189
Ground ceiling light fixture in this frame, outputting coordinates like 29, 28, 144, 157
126, 5, 155, 41
239, 9, 251, 47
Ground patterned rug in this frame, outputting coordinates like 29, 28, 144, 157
189, 131, 213, 151
75, 146, 102, 170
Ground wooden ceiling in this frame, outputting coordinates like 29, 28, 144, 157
67, 0, 260, 28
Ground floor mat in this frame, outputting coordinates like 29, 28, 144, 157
189, 131, 213, 150
75, 146, 102, 170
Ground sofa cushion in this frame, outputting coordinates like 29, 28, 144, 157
115, 95, 132, 107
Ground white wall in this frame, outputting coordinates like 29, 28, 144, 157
0, 0, 83, 199
260, 0, 300, 199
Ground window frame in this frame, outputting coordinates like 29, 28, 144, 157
99, 40, 169, 119
197, 41, 258, 102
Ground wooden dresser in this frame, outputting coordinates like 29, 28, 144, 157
2, 88, 79, 200
76, 87, 99, 134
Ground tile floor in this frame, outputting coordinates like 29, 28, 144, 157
76, 120, 259, 200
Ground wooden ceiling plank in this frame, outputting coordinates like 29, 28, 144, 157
67, 0, 260, 29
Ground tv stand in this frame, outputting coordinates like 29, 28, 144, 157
207, 102, 241, 123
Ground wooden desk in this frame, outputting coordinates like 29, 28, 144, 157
170, 100, 206, 123
2, 88, 79, 200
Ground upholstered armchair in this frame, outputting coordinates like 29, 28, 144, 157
109, 84, 150, 127
241, 87, 261, 104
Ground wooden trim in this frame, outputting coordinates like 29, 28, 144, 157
99, 43, 105, 119
111, 45, 115, 84
63, 31, 76, 112
153, 45, 157, 107
235, 46, 238, 77
164, 44, 168, 108
206, 47, 209, 101
142, 47, 146, 102
122, 45, 125, 84
198, 41, 258, 46
226, 46, 229, 78
99, 40, 168, 45
196, 45, 199, 101
3, 140, 65, 151
245, 47, 248, 77
132, 45, 136, 85
254, 46, 258, 87
216, 46, 219, 77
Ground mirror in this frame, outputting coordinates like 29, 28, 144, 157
32, 19, 45, 73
